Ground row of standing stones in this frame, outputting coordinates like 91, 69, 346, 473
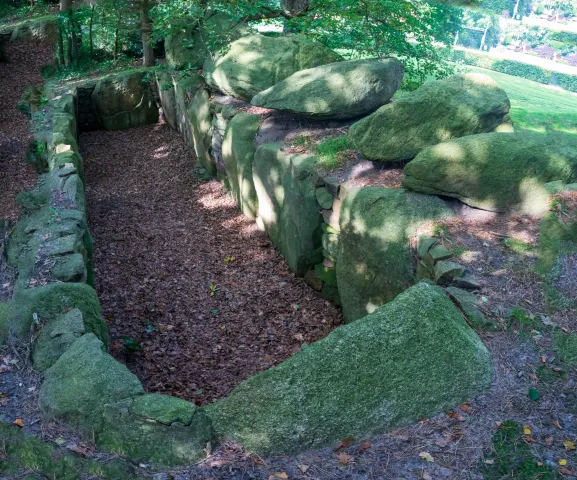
1, 15, 577, 466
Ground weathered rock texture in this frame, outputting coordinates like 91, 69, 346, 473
252, 58, 404, 120
349, 73, 511, 161
337, 187, 453, 322
204, 282, 492, 455
204, 34, 342, 101
189, 88, 216, 175
253, 143, 324, 275
92, 71, 158, 130
222, 113, 260, 218
403, 132, 577, 214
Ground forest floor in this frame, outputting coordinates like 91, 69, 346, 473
1, 38, 577, 480
0, 40, 52, 222
80, 123, 341, 405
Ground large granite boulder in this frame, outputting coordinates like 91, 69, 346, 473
222, 113, 260, 218
165, 12, 250, 68
349, 73, 512, 162
39, 334, 144, 428
253, 143, 323, 275
92, 71, 158, 130
189, 88, 216, 175
97, 394, 215, 466
403, 132, 577, 214
9, 16, 59, 43
337, 187, 453, 322
156, 71, 177, 129
204, 34, 342, 101
204, 282, 492, 455
251, 58, 404, 120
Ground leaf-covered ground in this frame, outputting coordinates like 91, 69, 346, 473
80, 123, 342, 405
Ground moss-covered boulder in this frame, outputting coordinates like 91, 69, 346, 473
39, 334, 144, 428
222, 113, 260, 218
10, 283, 107, 343
337, 187, 453, 322
189, 88, 216, 175
403, 132, 577, 214
251, 58, 403, 120
92, 71, 158, 130
9, 15, 59, 43
174, 72, 204, 149
97, 396, 214, 466
204, 34, 342, 101
253, 143, 323, 275
165, 11, 250, 68
204, 282, 492, 455
32, 308, 86, 372
0, 301, 13, 344
156, 71, 177, 129
349, 73, 511, 162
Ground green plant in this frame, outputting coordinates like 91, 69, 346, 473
479, 420, 558, 480
506, 307, 540, 331
432, 223, 450, 237
503, 237, 533, 255
120, 336, 141, 353
315, 135, 355, 170
209, 282, 219, 297
142, 319, 156, 334
223, 256, 236, 264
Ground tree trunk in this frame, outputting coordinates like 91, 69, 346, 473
89, 3, 95, 56
114, 9, 122, 62
140, 0, 155, 67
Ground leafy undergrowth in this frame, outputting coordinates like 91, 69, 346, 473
480, 421, 560, 479
290, 134, 357, 171
0, 422, 136, 480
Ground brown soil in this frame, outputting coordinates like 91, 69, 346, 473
0, 40, 52, 222
81, 122, 342, 405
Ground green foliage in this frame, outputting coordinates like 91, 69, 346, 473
480, 420, 559, 480
503, 237, 533, 255
506, 307, 540, 331
120, 336, 141, 353
0, 0, 51, 22
314, 135, 354, 170
554, 330, 577, 367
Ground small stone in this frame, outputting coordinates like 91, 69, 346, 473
316, 187, 334, 210
434, 261, 465, 285
304, 269, 323, 291
322, 258, 335, 268
428, 245, 453, 263
452, 273, 481, 290
417, 236, 438, 259
417, 261, 434, 281
446, 287, 497, 331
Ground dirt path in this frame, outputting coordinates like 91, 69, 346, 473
81, 122, 342, 405
0, 41, 52, 222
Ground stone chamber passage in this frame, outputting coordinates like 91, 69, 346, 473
81, 119, 342, 405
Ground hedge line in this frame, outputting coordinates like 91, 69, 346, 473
448, 49, 577, 93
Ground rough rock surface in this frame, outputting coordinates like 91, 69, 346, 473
92, 71, 158, 130
204, 282, 492, 455
349, 73, 511, 161
403, 132, 577, 214
337, 187, 453, 322
39, 334, 144, 428
189, 88, 216, 175
252, 58, 403, 120
222, 113, 260, 218
204, 34, 342, 101
253, 143, 323, 275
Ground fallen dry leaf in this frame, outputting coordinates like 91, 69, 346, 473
269, 473, 288, 480
360, 440, 371, 451
559, 467, 574, 475
298, 464, 309, 473
419, 452, 435, 463
553, 420, 563, 430
12, 418, 24, 428
563, 441, 575, 451
334, 436, 354, 451
210, 459, 228, 468
459, 403, 474, 413
67, 442, 94, 457
422, 473, 432, 480
546, 436, 554, 446
523, 425, 532, 435
559, 459, 568, 466
336, 452, 355, 465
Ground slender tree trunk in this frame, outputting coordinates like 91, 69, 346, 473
58, 20, 65, 65
59, 0, 73, 65
140, 0, 155, 67
89, 3, 95, 56
114, 9, 122, 62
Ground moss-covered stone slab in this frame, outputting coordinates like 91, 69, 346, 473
39, 334, 143, 428
315, 187, 333, 209
321, 232, 339, 260
204, 282, 492, 455
92, 71, 158, 130
204, 34, 342, 101
10, 283, 107, 342
446, 287, 497, 331
337, 187, 453, 322
174, 72, 204, 149
189, 89, 216, 175
50, 253, 86, 283
32, 308, 85, 372
253, 143, 323, 275
131, 394, 195, 425
98, 398, 214, 466
403, 132, 577, 214
221, 113, 260, 218
9, 15, 58, 43
252, 58, 403, 120
156, 71, 177, 129
417, 235, 438, 258
0, 301, 14, 344
349, 73, 511, 161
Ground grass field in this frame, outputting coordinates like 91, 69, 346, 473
465, 66, 577, 136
